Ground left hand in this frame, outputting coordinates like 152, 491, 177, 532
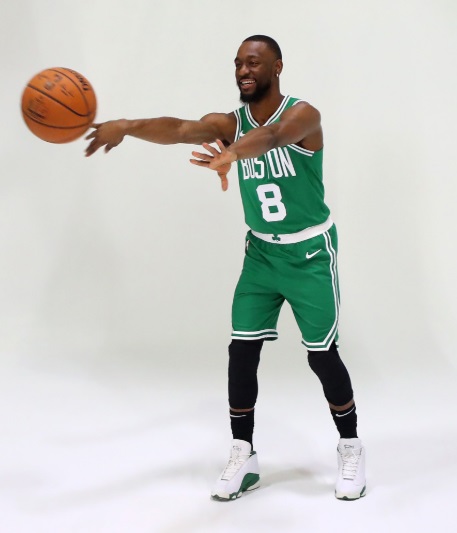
190, 139, 237, 191
85, 120, 128, 156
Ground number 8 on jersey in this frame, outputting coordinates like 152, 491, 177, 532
256, 184, 287, 222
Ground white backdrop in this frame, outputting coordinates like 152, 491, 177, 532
1, 1, 457, 532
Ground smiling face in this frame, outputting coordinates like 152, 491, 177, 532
235, 40, 282, 103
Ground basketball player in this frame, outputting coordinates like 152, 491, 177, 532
85, 35, 366, 501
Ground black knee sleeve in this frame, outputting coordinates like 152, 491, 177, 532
307, 342, 354, 406
228, 339, 262, 409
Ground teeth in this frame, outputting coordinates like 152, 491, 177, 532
241, 80, 255, 86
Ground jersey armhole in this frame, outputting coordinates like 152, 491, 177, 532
290, 99, 321, 154
234, 109, 242, 142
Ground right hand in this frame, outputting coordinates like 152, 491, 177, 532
190, 140, 236, 191
85, 120, 128, 156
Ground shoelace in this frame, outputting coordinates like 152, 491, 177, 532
221, 447, 249, 480
341, 448, 361, 480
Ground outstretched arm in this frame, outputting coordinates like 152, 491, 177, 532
85, 112, 236, 156
191, 102, 322, 171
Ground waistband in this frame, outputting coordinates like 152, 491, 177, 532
251, 216, 334, 244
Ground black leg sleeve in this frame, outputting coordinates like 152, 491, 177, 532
307, 341, 354, 406
228, 339, 263, 408
227, 339, 263, 446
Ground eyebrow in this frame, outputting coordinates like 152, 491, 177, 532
234, 54, 260, 62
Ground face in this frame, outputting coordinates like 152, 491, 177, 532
235, 41, 280, 103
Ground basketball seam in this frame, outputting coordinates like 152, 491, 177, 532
27, 84, 91, 118
22, 110, 89, 130
50, 68, 91, 115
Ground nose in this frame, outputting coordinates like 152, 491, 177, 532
237, 63, 250, 78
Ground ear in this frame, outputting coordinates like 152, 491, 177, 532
275, 59, 283, 77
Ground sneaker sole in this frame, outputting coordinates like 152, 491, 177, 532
335, 485, 366, 501
211, 474, 260, 502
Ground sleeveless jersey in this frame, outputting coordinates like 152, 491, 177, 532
234, 95, 331, 235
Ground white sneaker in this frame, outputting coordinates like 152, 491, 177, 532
211, 439, 260, 501
335, 437, 366, 500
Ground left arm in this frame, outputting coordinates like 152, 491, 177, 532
228, 102, 322, 161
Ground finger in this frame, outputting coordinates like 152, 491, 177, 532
86, 123, 100, 135
201, 142, 220, 156
85, 139, 100, 157
85, 130, 97, 140
215, 139, 226, 152
189, 158, 209, 167
191, 151, 212, 161
218, 173, 228, 191
105, 143, 116, 153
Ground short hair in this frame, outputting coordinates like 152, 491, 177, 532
242, 35, 282, 60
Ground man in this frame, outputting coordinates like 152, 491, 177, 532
85, 35, 366, 502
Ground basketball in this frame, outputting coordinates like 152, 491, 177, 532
21, 67, 97, 144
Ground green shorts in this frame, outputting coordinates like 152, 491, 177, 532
231, 225, 340, 351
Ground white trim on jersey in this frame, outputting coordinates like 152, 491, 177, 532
245, 104, 257, 129
290, 100, 318, 157
287, 144, 315, 157
245, 95, 291, 128
264, 95, 290, 126
234, 109, 242, 142
241, 97, 316, 158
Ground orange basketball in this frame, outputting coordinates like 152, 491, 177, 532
21, 67, 97, 143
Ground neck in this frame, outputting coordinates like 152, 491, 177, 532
248, 90, 285, 126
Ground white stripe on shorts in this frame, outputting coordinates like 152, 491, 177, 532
301, 230, 339, 351
231, 328, 278, 341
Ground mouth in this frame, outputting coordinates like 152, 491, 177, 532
239, 79, 256, 90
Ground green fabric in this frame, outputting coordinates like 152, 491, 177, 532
232, 225, 340, 350
234, 95, 330, 235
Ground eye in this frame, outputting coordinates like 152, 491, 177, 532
249, 61, 259, 67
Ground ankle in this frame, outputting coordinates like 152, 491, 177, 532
230, 408, 254, 446
330, 403, 357, 439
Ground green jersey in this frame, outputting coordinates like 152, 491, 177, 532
234, 95, 331, 235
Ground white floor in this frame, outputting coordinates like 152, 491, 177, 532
2, 342, 456, 533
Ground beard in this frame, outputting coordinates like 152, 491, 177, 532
239, 78, 272, 103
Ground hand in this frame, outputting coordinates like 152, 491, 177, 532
85, 120, 128, 156
190, 139, 237, 191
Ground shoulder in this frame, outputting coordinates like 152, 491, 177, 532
280, 98, 323, 151
200, 112, 237, 143
282, 99, 321, 122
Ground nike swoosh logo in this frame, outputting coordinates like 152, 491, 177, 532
335, 406, 355, 418
306, 249, 321, 259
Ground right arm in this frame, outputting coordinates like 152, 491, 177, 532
85, 113, 236, 156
